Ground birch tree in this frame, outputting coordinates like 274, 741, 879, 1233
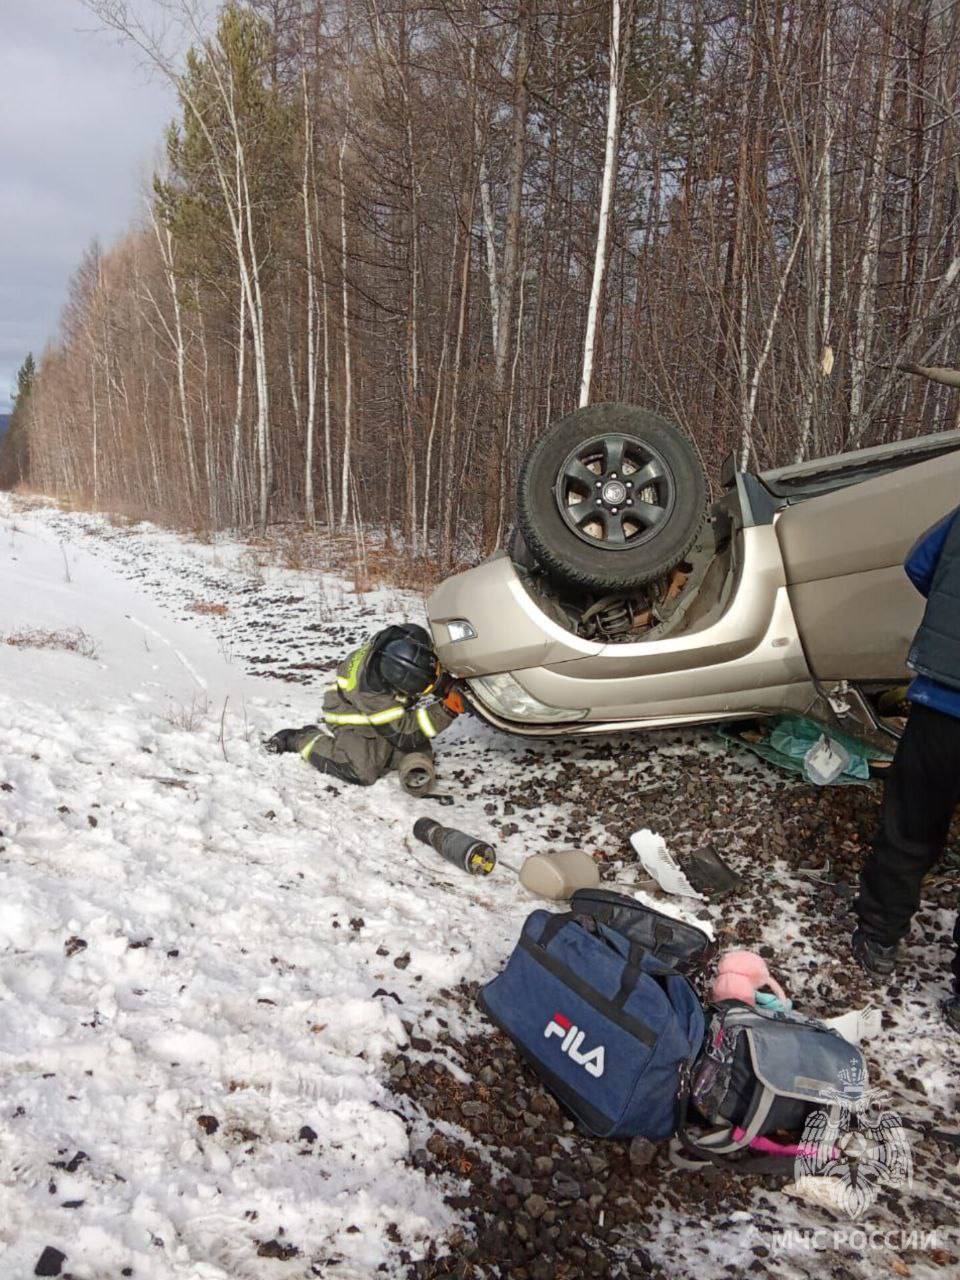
580, 0, 632, 406
847, 37, 894, 445
337, 131, 353, 529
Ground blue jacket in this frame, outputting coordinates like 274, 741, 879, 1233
905, 506, 960, 719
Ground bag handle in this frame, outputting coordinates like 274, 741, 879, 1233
537, 912, 572, 950
674, 1134, 798, 1176
536, 915, 648, 1008
614, 940, 645, 1008
536, 913, 683, 1012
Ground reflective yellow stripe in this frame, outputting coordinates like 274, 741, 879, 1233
417, 706, 438, 738
337, 645, 368, 693
300, 733, 324, 761
324, 704, 405, 728
369, 706, 406, 725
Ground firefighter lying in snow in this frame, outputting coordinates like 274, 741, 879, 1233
265, 624, 463, 788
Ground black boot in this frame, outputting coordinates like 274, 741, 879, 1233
851, 927, 898, 977
265, 725, 319, 754
943, 995, 960, 1034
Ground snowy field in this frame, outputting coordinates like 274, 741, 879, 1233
0, 496, 957, 1280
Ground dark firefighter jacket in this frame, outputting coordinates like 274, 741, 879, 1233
295, 639, 457, 785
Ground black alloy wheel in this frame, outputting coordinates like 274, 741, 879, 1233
554, 432, 677, 552
516, 404, 707, 592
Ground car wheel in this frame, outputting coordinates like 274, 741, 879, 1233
516, 404, 707, 592
506, 525, 539, 573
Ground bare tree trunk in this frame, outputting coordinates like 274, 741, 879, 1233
237, 143, 271, 529
405, 109, 420, 555
441, 179, 477, 567
498, 243, 527, 544
422, 220, 459, 548
580, 0, 628, 406
232, 283, 247, 525
741, 18, 847, 468
150, 210, 199, 503
796, 19, 833, 462
286, 276, 303, 508
478, 151, 500, 360
90, 362, 99, 508
301, 66, 318, 526
317, 232, 334, 529
338, 133, 354, 529
740, 210, 808, 468
473, 36, 501, 361
494, 10, 530, 392
195, 286, 215, 524
819, 19, 833, 357
848, 41, 894, 444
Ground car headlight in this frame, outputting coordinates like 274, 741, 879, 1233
444, 618, 477, 643
468, 672, 588, 722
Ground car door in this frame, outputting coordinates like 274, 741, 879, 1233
775, 448, 960, 680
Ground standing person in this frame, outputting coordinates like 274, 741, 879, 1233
852, 506, 960, 1032
266, 623, 462, 788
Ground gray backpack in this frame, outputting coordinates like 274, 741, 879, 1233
680, 1000, 868, 1167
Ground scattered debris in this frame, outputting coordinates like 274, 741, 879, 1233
630, 829, 702, 899
33, 1246, 66, 1277
256, 1239, 300, 1261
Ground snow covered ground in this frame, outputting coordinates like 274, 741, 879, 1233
0, 496, 957, 1280
0, 499, 515, 1278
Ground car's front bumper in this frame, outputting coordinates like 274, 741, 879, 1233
457, 680, 803, 736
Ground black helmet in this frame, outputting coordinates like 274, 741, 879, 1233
376, 625, 439, 697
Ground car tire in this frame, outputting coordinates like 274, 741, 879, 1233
516, 404, 707, 592
506, 525, 539, 573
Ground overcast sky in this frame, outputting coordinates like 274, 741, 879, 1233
0, 2, 180, 412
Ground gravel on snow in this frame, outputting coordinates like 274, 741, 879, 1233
1, 497, 957, 1280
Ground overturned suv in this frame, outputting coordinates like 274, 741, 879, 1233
427, 403, 960, 746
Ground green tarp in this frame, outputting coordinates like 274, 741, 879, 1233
718, 714, 894, 787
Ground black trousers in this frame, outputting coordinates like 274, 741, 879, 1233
856, 701, 960, 990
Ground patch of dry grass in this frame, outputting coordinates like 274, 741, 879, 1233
280, 529, 312, 571
104, 511, 141, 529
187, 600, 230, 617
237, 544, 271, 585
162, 693, 212, 731
246, 522, 466, 594
364, 547, 456, 592
4, 626, 99, 660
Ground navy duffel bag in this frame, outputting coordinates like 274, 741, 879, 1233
480, 908, 705, 1140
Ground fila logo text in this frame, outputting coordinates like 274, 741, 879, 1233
544, 1012, 605, 1078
